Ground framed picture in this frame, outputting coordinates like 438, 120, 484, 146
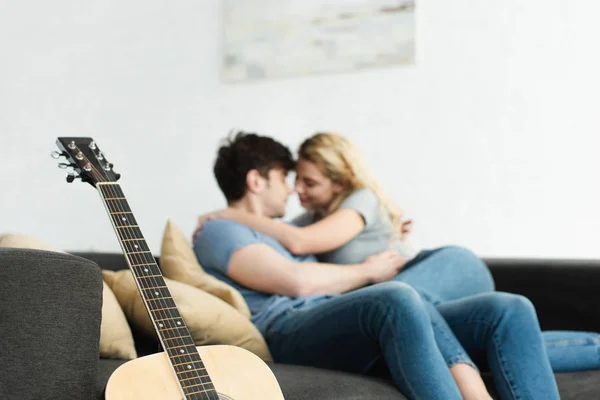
223, 0, 416, 82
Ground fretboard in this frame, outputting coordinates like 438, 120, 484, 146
97, 182, 219, 400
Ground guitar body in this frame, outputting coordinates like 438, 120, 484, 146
106, 345, 284, 399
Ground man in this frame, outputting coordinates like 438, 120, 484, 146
193, 132, 559, 400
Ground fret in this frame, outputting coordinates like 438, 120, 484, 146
132, 276, 168, 290
172, 358, 207, 368
185, 387, 216, 396
127, 250, 153, 255
115, 231, 144, 241
130, 265, 162, 277
141, 286, 169, 298
169, 353, 208, 366
166, 342, 197, 350
175, 367, 209, 376
109, 210, 138, 226
122, 241, 150, 253
95, 182, 218, 398
131, 262, 157, 267
116, 224, 139, 229
146, 295, 176, 304
151, 309, 182, 323
153, 314, 185, 325
156, 317, 188, 322
147, 298, 178, 310
183, 383, 217, 394
157, 326, 191, 337
163, 335, 196, 345
129, 260, 158, 267
179, 375, 212, 383
167, 345, 199, 358
135, 273, 163, 279
149, 306, 180, 314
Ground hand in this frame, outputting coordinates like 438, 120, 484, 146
400, 219, 413, 237
191, 208, 232, 242
363, 250, 406, 284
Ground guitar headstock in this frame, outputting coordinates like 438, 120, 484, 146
53, 137, 120, 186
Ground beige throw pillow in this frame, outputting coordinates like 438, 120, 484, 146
102, 269, 272, 361
159, 220, 251, 319
100, 281, 138, 359
0, 232, 137, 360
0, 233, 63, 252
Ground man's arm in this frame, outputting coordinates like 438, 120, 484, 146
227, 243, 405, 297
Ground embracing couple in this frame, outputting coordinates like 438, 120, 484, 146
193, 131, 600, 400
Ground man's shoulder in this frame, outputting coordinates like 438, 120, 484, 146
194, 219, 263, 272
200, 218, 255, 235
195, 219, 259, 250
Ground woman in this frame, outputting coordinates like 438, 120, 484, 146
196, 132, 599, 398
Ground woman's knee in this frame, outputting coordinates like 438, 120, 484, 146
438, 246, 495, 289
438, 246, 483, 265
477, 292, 537, 320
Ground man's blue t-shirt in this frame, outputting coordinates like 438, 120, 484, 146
193, 219, 328, 334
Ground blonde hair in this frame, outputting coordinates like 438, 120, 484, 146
298, 132, 404, 238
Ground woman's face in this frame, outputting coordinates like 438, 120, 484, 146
295, 158, 343, 211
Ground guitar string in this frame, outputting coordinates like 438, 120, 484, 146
73, 146, 217, 400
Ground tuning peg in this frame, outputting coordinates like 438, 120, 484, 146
50, 151, 65, 159
57, 163, 73, 169
66, 172, 80, 183
115, 172, 121, 181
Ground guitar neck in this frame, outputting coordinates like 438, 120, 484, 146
97, 182, 220, 400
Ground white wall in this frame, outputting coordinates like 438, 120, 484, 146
1, 0, 599, 258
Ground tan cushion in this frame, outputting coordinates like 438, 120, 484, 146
100, 281, 138, 359
0, 233, 137, 360
102, 269, 272, 361
159, 220, 251, 318
0, 233, 64, 252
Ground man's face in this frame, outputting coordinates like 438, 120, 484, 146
261, 168, 293, 218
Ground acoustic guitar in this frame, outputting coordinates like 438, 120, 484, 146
53, 137, 284, 400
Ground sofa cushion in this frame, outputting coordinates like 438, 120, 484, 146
102, 269, 272, 361
270, 363, 405, 399
160, 220, 251, 318
0, 233, 137, 361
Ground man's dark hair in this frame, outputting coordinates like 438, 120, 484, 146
214, 131, 295, 202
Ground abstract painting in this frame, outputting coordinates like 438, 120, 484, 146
223, 0, 416, 82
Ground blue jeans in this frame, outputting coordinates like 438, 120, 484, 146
395, 246, 600, 373
264, 282, 560, 399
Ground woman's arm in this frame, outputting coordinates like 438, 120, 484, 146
209, 208, 366, 255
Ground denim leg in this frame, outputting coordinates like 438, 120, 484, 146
264, 281, 462, 400
543, 331, 600, 372
394, 246, 495, 305
419, 301, 478, 370
437, 292, 560, 400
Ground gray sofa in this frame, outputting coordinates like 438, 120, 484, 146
2, 248, 600, 399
